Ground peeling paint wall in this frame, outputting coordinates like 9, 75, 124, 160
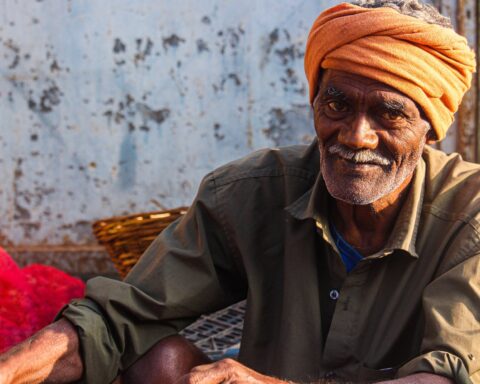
0, 0, 477, 273
1, 1, 327, 249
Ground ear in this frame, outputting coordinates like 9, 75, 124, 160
425, 124, 437, 144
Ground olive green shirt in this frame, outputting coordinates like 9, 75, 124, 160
62, 140, 480, 383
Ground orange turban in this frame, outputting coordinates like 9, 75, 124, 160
304, 3, 476, 141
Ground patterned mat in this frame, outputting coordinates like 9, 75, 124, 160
180, 300, 246, 360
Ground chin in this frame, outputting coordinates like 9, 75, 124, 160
326, 184, 385, 205
323, 172, 397, 205
321, 158, 409, 205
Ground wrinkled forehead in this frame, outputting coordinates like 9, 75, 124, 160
316, 69, 424, 112
318, 69, 410, 99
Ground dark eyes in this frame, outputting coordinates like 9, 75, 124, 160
323, 100, 408, 123
381, 110, 404, 121
326, 101, 348, 112
326, 102, 406, 121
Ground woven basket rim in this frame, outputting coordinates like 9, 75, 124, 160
92, 206, 189, 228
92, 206, 188, 277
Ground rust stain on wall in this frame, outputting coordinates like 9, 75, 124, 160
455, 0, 478, 162
477, 0, 480, 162
435, 0, 478, 160
6, 245, 117, 278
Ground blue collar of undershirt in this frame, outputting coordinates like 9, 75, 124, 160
329, 220, 364, 273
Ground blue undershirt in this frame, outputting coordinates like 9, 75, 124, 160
330, 221, 364, 273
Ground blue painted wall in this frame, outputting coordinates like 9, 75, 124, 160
0, 0, 336, 247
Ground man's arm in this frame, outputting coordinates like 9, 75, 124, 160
177, 359, 454, 384
0, 319, 83, 384
378, 373, 453, 384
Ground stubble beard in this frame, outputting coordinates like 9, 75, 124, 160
319, 142, 425, 205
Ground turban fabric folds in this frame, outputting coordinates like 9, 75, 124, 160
304, 3, 476, 140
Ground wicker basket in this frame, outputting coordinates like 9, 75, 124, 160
93, 206, 245, 359
92, 207, 188, 277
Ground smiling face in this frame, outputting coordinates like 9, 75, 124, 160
314, 69, 431, 205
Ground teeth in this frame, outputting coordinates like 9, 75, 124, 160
338, 154, 386, 166
331, 148, 390, 166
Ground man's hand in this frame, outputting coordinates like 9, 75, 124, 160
176, 358, 288, 384
0, 319, 83, 384
176, 360, 455, 384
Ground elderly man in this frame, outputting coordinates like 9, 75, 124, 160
0, 0, 479, 383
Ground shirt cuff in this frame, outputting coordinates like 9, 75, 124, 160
397, 350, 473, 384
59, 298, 123, 384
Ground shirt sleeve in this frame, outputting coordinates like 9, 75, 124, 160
60, 172, 248, 384
397, 254, 480, 383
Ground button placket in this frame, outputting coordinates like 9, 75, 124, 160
322, 270, 369, 367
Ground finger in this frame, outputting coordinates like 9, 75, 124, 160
177, 366, 229, 384
178, 359, 253, 384
190, 359, 238, 375
190, 363, 216, 373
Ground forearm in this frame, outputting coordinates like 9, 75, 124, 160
172, 357, 457, 384
377, 373, 454, 384
306, 373, 454, 384
0, 319, 83, 384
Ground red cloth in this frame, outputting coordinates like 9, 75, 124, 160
0, 247, 85, 353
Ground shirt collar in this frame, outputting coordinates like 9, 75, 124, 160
285, 156, 426, 259
285, 168, 327, 222
382, 158, 425, 258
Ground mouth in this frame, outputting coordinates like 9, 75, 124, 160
335, 154, 386, 167
325, 143, 393, 169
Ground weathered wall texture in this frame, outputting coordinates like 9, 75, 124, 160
431, 0, 478, 160
0, 0, 477, 274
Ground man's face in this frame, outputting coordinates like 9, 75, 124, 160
313, 69, 431, 205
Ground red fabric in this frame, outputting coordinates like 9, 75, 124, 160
0, 247, 85, 353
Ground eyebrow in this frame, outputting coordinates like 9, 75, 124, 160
318, 86, 409, 113
322, 86, 346, 100
382, 99, 406, 112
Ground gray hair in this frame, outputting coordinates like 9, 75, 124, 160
351, 0, 453, 28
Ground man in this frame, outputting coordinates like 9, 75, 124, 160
0, 0, 478, 383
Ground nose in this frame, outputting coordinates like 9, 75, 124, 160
338, 113, 378, 149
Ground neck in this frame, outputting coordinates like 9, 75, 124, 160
332, 173, 413, 255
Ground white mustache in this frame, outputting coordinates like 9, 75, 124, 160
327, 144, 392, 166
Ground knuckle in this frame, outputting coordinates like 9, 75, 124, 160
222, 358, 237, 366
217, 359, 230, 368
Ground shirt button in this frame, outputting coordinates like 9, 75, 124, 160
329, 289, 339, 300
